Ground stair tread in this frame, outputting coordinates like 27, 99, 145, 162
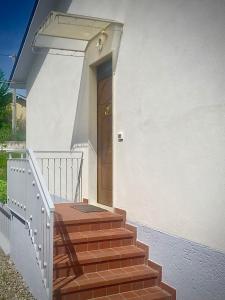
53, 265, 158, 294
55, 203, 123, 225
91, 286, 171, 299
54, 245, 145, 267
54, 228, 134, 245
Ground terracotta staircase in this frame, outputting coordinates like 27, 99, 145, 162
53, 203, 176, 300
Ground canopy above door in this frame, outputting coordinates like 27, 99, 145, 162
33, 11, 122, 52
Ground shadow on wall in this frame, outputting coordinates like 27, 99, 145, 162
70, 59, 89, 149
27, 0, 73, 93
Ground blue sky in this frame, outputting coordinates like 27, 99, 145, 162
0, 0, 36, 80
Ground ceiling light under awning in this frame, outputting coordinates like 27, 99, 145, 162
33, 11, 121, 52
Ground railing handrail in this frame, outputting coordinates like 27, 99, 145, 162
6, 148, 26, 153
27, 149, 54, 299
6, 149, 83, 154
27, 148, 54, 213
34, 150, 83, 154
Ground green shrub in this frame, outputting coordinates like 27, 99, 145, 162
0, 151, 7, 181
0, 179, 7, 203
0, 152, 8, 203
0, 125, 26, 142
0, 124, 11, 143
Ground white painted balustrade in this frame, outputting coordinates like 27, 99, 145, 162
34, 151, 84, 204
6, 148, 84, 299
7, 149, 54, 299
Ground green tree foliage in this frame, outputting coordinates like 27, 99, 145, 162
0, 71, 12, 202
0, 70, 12, 142
0, 70, 11, 127
0, 69, 11, 107
0, 70, 9, 99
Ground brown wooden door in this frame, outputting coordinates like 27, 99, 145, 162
97, 70, 112, 206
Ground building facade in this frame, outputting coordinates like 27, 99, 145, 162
10, 1, 225, 299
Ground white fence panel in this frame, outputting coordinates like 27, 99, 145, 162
35, 151, 83, 203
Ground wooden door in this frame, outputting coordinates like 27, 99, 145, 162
97, 61, 112, 206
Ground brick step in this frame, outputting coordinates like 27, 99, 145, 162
53, 265, 159, 300
91, 286, 172, 300
54, 203, 124, 233
54, 245, 146, 278
54, 228, 134, 254
54, 219, 124, 234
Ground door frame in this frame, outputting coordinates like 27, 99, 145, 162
71, 23, 123, 206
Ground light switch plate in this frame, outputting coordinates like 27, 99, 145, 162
118, 132, 124, 142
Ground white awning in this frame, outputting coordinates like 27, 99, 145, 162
33, 11, 120, 52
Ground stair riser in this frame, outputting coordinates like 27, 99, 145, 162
54, 256, 145, 279
53, 278, 158, 300
54, 220, 123, 234
54, 237, 134, 255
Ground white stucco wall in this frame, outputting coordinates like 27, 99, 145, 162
26, 0, 225, 253
26, 49, 84, 151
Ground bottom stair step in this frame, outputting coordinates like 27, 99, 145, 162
91, 286, 171, 300
53, 265, 159, 299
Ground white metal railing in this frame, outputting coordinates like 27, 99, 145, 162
34, 151, 83, 204
7, 148, 54, 299
0, 203, 11, 253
